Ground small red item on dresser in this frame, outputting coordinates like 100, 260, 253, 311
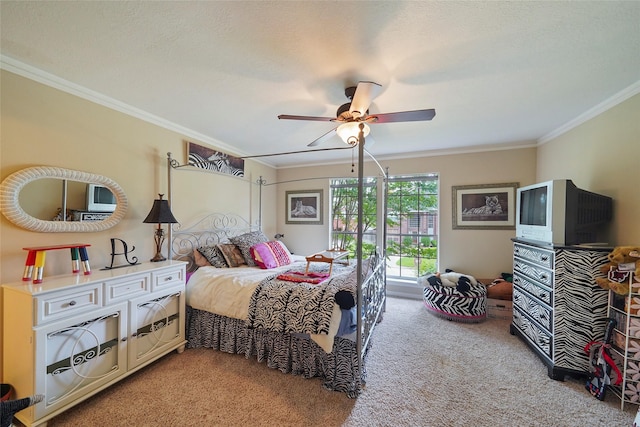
22, 243, 91, 283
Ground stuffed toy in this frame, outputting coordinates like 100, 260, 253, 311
595, 246, 640, 295
425, 269, 477, 293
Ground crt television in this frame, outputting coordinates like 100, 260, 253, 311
86, 184, 117, 212
516, 179, 613, 246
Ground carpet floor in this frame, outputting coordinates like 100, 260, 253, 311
25, 297, 637, 426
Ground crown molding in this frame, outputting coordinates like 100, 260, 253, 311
538, 80, 640, 145
4, 55, 636, 168
0, 55, 272, 167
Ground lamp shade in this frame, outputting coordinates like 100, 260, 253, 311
143, 194, 178, 224
336, 122, 370, 145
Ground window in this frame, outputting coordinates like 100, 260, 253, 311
386, 174, 439, 279
330, 174, 439, 279
329, 177, 378, 255
409, 213, 420, 229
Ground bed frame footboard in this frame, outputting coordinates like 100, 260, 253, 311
357, 250, 386, 388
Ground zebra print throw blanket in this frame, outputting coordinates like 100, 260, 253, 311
246, 263, 357, 336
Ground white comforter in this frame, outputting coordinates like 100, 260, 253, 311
185, 262, 341, 352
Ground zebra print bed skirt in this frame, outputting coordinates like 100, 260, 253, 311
185, 306, 367, 398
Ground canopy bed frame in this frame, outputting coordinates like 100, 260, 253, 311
164, 130, 387, 397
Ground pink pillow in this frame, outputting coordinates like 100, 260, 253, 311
250, 241, 292, 269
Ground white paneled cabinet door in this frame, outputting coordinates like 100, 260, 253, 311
128, 287, 185, 369
34, 302, 128, 420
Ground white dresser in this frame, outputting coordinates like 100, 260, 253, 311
2, 260, 187, 427
510, 239, 610, 380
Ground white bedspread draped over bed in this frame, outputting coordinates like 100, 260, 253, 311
185, 260, 355, 352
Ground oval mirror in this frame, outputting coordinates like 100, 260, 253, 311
1, 166, 127, 232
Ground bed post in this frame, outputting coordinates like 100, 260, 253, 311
167, 152, 174, 260
257, 176, 266, 231
356, 124, 365, 383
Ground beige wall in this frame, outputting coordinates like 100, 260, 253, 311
0, 70, 277, 376
276, 148, 538, 280
537, 94, 640, 246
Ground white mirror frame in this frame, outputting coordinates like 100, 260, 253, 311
0, 166, 127, 233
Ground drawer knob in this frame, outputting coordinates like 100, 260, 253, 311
68, 300, 77, 306
540, 274, 548, 281
541, 256, 548, 261
165, 276, 172, 281
121, 337, 127, 342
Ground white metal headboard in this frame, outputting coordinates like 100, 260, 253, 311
170, 213, 259, 269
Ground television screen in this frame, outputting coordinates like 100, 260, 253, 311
519, 186, 548, 226
93, 186, 116, 204
86, 184, 117, 212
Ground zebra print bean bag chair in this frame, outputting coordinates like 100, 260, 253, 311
418, 272, 487, 323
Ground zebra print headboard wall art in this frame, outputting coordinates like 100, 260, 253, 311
170, 213, 259, 271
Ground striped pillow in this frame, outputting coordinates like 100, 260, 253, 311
250, 241, 292, 269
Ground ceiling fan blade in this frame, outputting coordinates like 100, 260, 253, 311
308, 127, 337, 147
367, 108, 436, 124
349, 81, 383, 119
278, 114, 335, 122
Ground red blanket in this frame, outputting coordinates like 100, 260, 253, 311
276, 271, 329, 285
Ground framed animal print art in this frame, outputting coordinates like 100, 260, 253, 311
286, 190, 323, 225
452, 182, 518, 230
187, 141, 245, 178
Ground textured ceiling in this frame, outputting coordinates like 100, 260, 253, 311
1, 1, 639, 168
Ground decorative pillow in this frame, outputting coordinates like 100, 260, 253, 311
193, 249, 212, 267
196, 245, 228, 268
229, 231, 268, 267
250, 241, 292, 269
217, 244, 246, 268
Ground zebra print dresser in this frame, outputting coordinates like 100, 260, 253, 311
510, 239, 610, 380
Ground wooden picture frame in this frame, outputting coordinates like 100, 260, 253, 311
452, 182, 518, 230
286, 190, 323, 225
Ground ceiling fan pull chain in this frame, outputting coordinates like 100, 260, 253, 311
351, 150, 355, 173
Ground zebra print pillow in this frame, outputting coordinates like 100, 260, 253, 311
229, 231, 269, 267
196, 245, 229, 268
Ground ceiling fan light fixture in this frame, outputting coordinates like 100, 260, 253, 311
337, 122, 370, 145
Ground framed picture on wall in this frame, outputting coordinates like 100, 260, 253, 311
286, 190, 323, 224
452, 182, 518, 230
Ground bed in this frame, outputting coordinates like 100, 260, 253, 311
165, 135, 387, 398
170, 212, 385, 397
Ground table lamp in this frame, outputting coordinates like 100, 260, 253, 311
143, 194, 178, 262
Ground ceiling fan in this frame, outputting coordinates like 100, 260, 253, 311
278, 81, 436, 147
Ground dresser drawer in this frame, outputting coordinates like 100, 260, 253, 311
513, 259, 553, 288
513, 287, 553, 332
513, 273, 553, 306
104, 272, 150, 304
35, 285, 102, 325
514, 243, 554, 269
151, 267, 184, 291
513, 306, 552, 360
